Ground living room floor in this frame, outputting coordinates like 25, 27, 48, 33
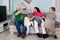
0, 28, 60, 40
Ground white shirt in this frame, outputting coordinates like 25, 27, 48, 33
24, 17, 33, 27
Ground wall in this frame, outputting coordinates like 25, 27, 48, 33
12, 0, 53, 12
55, 0, 60, 22
56, 0, 60, 13
0, 0, 53, 15
0, 0, 2, 5
31, 0, 53, 12
12, 0, 23, 11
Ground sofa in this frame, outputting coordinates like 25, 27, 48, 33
9, 12, 59, 34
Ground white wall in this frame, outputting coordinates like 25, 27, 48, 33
55, 0, 60, 22
0, 0, 2, 5
56, 0, 60, 13
0, 0, 55, 15
12, 0, 53, 12
56, 13, 60, 22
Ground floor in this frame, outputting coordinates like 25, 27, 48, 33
0, 28, 60, 40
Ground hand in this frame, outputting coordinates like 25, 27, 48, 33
17, 10, 22, 13
30, 16, 35, 20
15, 10, 22, 16
33, 16, 35, 18
21, 2, 25, 6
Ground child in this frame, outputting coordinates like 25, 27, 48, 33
45, 7, 57, 39
24, 14, 34, 35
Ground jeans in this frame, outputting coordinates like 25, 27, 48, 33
14, 20, 27, 36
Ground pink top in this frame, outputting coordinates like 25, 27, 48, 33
32, 11, 44, 17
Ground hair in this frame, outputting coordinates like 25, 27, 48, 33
50, 7, 56, 11
34, 7, 41, 12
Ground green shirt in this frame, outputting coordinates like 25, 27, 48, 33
14, 8, 26, 22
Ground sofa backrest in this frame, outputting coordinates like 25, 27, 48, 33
43, 12, 48, 18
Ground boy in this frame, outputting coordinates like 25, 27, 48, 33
45, 7, 57, 39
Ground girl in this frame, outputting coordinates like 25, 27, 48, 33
24, 14, 34, 35
32, 7, 48, 38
